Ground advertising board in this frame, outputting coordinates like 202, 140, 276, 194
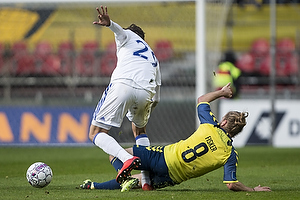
0, 107, 93, 146
220, 100, 300, 147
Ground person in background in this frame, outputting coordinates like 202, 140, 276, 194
89, 5, 161, 190
80, 83, 271, 193
213, 51, 241, 98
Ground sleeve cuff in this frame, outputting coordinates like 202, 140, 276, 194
223, 180, 239, 184
108, 20, 113, 27
197, 102, 209, 107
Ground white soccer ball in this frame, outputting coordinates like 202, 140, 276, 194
26, 162, 53, 188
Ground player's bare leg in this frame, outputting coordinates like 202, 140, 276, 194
88, 124, 108, 141
89, 124, 136, 166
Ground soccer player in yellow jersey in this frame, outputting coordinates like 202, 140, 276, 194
80, 83, 271, 192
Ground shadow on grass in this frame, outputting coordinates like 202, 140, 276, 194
156, 188, 226, 192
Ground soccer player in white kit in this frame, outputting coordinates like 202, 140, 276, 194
90, 5, 161, 190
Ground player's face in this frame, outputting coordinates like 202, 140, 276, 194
220, 118, 227, 128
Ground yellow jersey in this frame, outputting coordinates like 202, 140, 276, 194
163, 102, 238, 184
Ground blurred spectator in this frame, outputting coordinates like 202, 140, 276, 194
213, 51, 242, 98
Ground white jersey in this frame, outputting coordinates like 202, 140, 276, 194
109, 21, 161, 93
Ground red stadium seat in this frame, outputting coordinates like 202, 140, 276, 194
58, 41, 74, 54
276, 38, 295, 56
259, 54, 298, 77
235, 53, 255, 75
259, 39, 296, 77
259, 56, 270, 76
58, 41, 74, 75
35, 41, 52, 58
250, 38, 269, 56
105, 42, 116, 53
13, 54, 36, 76
100, 42, 117, 76
275, 38, 296, 77
76, 53, 99, 76
12, 41, 28, 56
10, 41, 35, 76
154, 40, 174, 62
100, 53, 117, 76
34, 41, 60, 76
0, 43, 4, 75
249, 38, 269, 74
82, 41, 99, 53
277, 54, 298, 77
76, 41, 101, 76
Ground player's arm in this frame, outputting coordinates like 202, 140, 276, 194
197, 82, 232, 104
222, 149, 270, 192
226, 182, 271, 192
93, 5, 127, 42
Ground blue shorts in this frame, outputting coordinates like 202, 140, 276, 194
133, 145, 176, 188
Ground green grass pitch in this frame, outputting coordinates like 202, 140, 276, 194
0, 146, 299, 200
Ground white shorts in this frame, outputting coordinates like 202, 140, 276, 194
91, 82, 154, 130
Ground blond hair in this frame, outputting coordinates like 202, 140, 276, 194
223, 111, 249, 137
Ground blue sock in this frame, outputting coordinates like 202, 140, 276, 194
93, 179, 121, 190
110, 157, 123, 172
91, 157, 123, 190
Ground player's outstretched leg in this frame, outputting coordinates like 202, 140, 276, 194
116, 156, 141, 183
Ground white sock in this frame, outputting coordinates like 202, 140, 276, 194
93, 132, 133, 163
135, 134, 151, 186
135, 135, 150, 146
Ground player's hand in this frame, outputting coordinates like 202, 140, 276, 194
93, 5, 111, 26
253, 185, 271, 192
221, 82, 233, 98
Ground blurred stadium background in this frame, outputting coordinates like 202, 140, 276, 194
0, 0, 300, 146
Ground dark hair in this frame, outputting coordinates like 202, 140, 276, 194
125, 24, 145, 40
221, 51, 237, 65
223, 111, 249, 138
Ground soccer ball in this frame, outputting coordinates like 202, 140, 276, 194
26, 162, 53, 188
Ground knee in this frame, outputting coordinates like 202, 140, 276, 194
88, 125, 100, 142
88, 130, 96, 142
88, 125, 109, 142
